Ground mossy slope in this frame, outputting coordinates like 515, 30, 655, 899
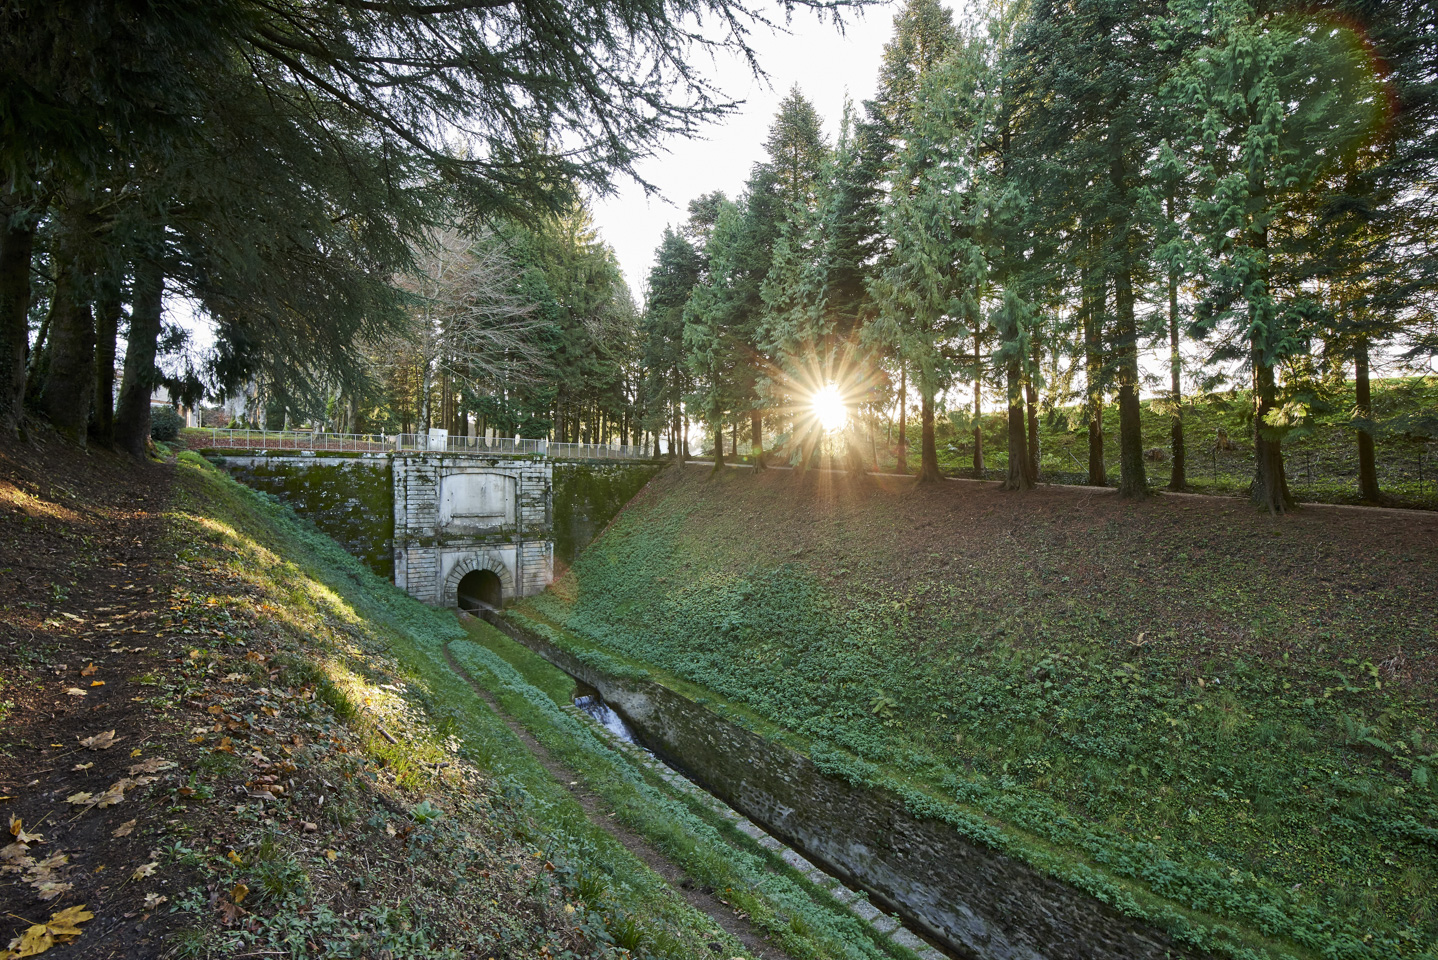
520, 464, 1438, 960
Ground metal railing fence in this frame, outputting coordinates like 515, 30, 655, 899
187, 428, 661, 461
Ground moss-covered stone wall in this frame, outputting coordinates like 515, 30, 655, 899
552, 462, 663, 566
209, 454, 395, 578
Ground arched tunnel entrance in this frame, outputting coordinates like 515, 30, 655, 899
457, 569, 503, 611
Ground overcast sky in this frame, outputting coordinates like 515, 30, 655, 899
591, 2, 914, 299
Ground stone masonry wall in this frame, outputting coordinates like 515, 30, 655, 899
552, 462, 664, 566
486, 612, 1211, 960
210, 454, 395, 578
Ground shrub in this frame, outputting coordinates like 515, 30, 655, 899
151, 404, 183, 441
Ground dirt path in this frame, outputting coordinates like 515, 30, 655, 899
0, 435, 185, 957
440, 642, 796, 960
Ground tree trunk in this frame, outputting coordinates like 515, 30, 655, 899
1251, 352, 1294, 514
1083, 266, 1106, 486
711, 400, 725, 468
114, 256, 164, 458
1002, 357, 1034, 491
90, 292, 121, 445
895, 364, 909, 474
918, 386, 940, 483
1166, 269, 1186, 490
41, 233, 96, 444
1025, 341, 1041, 480
1355, 335, 1379, 501
972, 330, 984, 476
0, 212, 34, 434
1113, 263, 1147, 498
751, 410, 765, 468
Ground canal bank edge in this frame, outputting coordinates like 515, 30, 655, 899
480, 610, 1223, 960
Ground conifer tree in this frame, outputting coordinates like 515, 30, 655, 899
1172, 0, 1387, 513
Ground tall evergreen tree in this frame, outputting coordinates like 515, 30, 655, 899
1173, 0, 1387, 513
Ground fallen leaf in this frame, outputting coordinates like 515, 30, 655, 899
94, 780, 131, 808
213, 737, 234, 755
231, 882, 249, 904
65, 793, 94, 807
111, 820, 137, 838
9, 818, 42, 845
130, 861, 157, 881
5, 923, 51, 958
89, 681, 105, 688
43, 905, 93, 937
63, 688, 87, 697
71, 762, 92, 772
142, 893, 167, 909
129, 748, 141, 758
324, 849, 338, 862
80, 664, 97, 677
78, 731, 118, 751
217, 900, 246, 924
3, 905, 94, 958
33, 880, 73, 902
128, 759, 176, 776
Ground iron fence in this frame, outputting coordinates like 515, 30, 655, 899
188, 428, 661, 461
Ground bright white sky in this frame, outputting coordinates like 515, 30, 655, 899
591, 2, 916, 299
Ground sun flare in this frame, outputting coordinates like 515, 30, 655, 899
811, 383, 848, 433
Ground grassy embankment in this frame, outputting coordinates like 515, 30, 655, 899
862, 376, 1438, 508
164, 452, 921, 959
514, 465, 1438, 960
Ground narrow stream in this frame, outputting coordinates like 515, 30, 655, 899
573, 684, 654, 756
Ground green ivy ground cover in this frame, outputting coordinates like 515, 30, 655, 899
518, 465, 1438, 960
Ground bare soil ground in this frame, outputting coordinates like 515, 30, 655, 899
0, 431, 182, 958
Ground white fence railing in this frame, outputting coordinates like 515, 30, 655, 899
190, 428, 660, 461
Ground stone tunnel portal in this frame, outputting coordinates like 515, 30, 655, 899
457, 569, 504, 611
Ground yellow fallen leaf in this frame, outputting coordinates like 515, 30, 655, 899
65, 793, 93, 807
80, 664, 97, 677
8, 818, 42, 844
43, 904, 93, 937
5, 922, 51, 958
324, 849, 337, 861
231, 882, 249, 903
3, 905, 94, 958
129, 749, 141, 758
131, 861, 157, 881
112, 820, 137, 838
89, 681, 105, 687
226, 850, 242, 865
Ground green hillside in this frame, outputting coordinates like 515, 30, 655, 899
516, 465, 1438, 959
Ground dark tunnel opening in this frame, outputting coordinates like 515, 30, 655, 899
457, 569, 503, 611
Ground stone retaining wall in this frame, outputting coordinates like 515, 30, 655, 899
210, 454, 394, 577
